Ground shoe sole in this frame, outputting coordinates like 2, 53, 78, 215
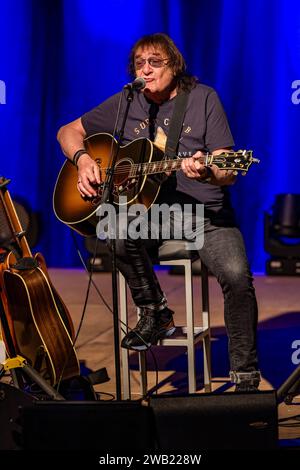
122, 326, 176, 351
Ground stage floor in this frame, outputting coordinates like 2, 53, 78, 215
50, 268, 300, 445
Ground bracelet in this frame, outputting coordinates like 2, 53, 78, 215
72, 149, 88, 167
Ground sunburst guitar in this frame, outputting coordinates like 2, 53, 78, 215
53, 132, 259, 236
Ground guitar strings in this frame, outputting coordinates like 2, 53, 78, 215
95, 153, 243, 176
96, 152, 242, 173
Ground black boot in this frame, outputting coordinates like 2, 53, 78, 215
121, 307, 175, 351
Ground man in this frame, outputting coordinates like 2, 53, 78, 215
57, 33, 260, 391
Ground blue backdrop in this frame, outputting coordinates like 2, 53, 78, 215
0, 0, 299, 270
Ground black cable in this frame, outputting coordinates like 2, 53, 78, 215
70, 232, 161, 397
95, 391, 115, 401
143, 349, 159, 399
72, 232, 113, 316
55, 232, 100, 394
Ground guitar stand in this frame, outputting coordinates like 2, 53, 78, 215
277, 364, 300, 404
1, 355, 64, 401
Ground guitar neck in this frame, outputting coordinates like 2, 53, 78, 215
0, 178, 32, 257
130, 154, 218, 177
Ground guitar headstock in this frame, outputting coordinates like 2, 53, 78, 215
0, 176, 11, 189
210, 150, 260, 174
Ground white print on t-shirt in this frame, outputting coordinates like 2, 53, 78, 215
134, 117, 192, 135
134, 118, 150, 134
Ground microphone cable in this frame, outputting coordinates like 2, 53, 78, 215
67, 230, 160, 399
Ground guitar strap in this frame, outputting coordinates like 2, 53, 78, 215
164, 90, 190, 159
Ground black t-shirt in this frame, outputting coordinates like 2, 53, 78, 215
81, 83, 235, 216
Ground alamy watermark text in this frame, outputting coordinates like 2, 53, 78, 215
0, 80, 6, 104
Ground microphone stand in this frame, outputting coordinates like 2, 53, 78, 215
100, 87, 135, 401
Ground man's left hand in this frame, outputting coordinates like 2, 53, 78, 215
208, 164, 237, 186
181, 150, 237, 186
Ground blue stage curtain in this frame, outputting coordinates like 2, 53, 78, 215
0, 0, 299, 270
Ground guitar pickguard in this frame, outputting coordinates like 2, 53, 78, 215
89, 156, 146, 206
114, 157, 147, 203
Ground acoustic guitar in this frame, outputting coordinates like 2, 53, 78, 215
53, 132, 259, 236
0, 177, 80, 386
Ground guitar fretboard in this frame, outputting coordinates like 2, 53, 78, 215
128, 155, 210, 177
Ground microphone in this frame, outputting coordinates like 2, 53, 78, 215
124, 77, 146, 91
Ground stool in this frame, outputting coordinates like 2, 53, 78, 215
119, 240, 212, 399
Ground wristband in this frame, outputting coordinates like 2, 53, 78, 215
72, 149, 88, 167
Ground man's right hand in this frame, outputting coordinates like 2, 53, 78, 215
76, 154, 101, 197
57, 117, 101, 197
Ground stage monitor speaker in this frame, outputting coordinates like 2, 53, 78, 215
0, 383, 36, 450
20, 401, 155, 451
150, 391, 278, 450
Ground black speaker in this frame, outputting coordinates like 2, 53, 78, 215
20, 401, 155, 451
150, 391, 278, 450
0, 382, 35, 450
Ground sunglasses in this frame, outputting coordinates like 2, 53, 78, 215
134, 57, 169, 69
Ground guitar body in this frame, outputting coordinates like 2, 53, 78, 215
0, 177, 80, 386
53, 133, 259, 237
1, 251, 79, 386
53, 133, 165, 236
34, 252, 76, 341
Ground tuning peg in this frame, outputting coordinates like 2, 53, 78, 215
233, 170, 238, 175
241, 171, 247, 176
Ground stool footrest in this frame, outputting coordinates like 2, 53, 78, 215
159, 326, 209, 346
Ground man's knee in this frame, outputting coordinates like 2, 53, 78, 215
219, 263, 254, 293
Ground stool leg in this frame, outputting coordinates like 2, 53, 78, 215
136, 307, 148, 398
203, 335, 212, 392
201, 264, 212, 392
185, 260, 196, 393
139, 351, 148, 398
119, 271, 131, 399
